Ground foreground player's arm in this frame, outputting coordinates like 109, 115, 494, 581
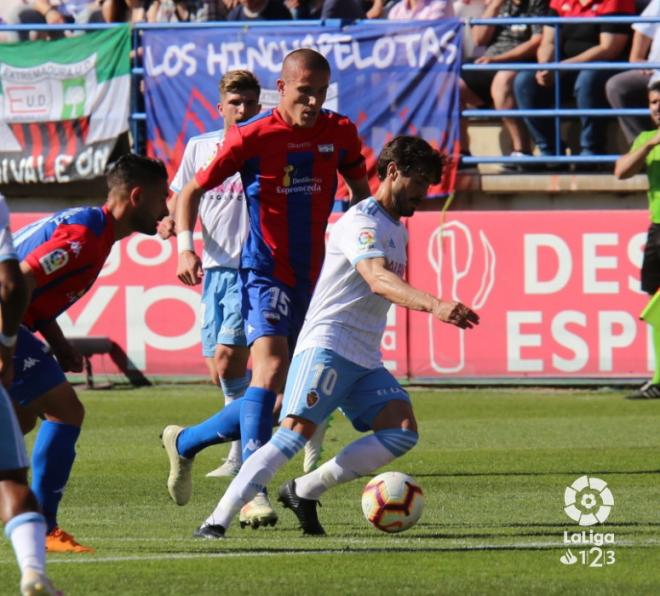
615, 130, 660, 179
175, 178, 205, 286
356, 257, 479, 329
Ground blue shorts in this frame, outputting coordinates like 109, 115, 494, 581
0, 387, 29, 471
200, 267, 246, 357
281, 347, 410, 432
9, 326, 66, 407
240, 269, 311, 348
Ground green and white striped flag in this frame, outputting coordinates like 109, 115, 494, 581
0, 25, 130, 183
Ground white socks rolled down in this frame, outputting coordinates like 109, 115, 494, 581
5, 511, 47, 575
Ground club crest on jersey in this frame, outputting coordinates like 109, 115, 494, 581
306, 390, 320, 407
39, 248, 68, 275
358, 229, 376, 250
318, 144, 334, 153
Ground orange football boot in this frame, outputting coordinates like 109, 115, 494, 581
46, 527, 95, 554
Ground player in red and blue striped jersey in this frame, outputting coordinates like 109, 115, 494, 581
9, 155, 168, 553
166, 49, 370, 530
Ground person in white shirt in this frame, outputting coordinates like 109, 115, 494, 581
192, 136, 479, 539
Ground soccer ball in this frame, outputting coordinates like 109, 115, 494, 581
361, 471, 424, 533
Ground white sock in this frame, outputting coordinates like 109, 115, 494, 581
204, 429, 305, 529
295, 434, 396, 501
6, 512, 47, 575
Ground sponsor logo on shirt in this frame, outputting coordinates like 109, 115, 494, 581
276, 169, 322, 195
39, 248, 69, 275
282, 165, 295, 188
287, 142, 311, 149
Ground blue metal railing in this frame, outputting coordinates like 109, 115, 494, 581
1, 17, 659, 168
461, 16, 660, 168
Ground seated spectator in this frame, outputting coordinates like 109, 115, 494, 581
57, 0, 100, 21
95, 0, 148, 22
388, 0, 454, 19
227, 0, 292, 20
0, 0, 67, 41
147, 0, 226, 21
289, 0, 364, 19
513, 0, 634, 168
460, 0, 546, 166
606, 0, 660, 144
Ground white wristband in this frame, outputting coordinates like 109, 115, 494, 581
177, 231, 194, 254
0, 332, 17, 348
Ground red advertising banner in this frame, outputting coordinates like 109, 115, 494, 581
407, 210, 650, 379
11, 210, 652, 380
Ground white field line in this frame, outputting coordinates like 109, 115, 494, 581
0, 539, 658, 566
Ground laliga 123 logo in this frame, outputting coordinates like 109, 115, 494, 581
564, 475, 614, 526
560, 476, 616, 568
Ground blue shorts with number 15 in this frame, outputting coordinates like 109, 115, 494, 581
241, 269, 311, 348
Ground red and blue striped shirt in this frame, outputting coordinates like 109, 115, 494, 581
13, 206, 115, 331
196, 108, 366, 289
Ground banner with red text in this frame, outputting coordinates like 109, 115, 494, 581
10, 210, 651, 380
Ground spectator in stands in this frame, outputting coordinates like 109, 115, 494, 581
460, 0, 546, 168
514, 0, 634, 169
96, 0, 148, 22
606, 0, 660, 144
147, 0, 227, 20
388, 0, 454, 19
0, 0, 67, 41
226, 0, 292, 20
615, 81, 660, 398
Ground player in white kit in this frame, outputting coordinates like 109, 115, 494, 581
192, 136, 480, 539
0, 194, 60, 595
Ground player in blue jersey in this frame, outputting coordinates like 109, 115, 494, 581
192, 137, 479, 538
10, 155, 168, 553
0, 194, 61, 595
163, 49, 371, 530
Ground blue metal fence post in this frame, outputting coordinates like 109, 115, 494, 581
553, 24, 561, 158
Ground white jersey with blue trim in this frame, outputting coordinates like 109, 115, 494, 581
0, 194, 17, 263
294, 197, 408, 369
171, 129, 248, 269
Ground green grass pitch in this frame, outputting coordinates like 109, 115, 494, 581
1, 385, 659, 595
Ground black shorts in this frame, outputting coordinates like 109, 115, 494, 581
461, 59, 496, 105
641, 223, 660, 294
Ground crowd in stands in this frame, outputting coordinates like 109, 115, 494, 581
2, 0, 660, 170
